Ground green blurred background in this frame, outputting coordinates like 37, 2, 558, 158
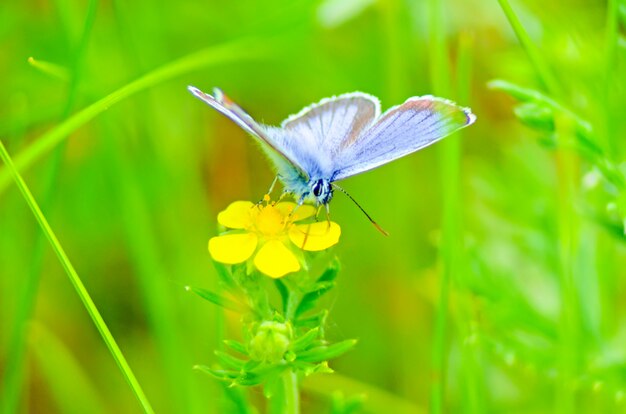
1, 0, 626, 412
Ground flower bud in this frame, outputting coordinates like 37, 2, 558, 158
248, 321, 292, 363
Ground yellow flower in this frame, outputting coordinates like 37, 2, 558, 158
209, 200, 341, 278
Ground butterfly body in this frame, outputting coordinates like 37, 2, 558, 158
257, 125, 335, 205
189, 86, 476, 208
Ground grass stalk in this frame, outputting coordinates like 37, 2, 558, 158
0, 139, 154, 414
599, 0, 619, 159
27, 57, 70, 82
453, 33, 485, 414
496, 2, 583, 411
428, 0, 453, 411
0, 1, 98, 411
0, 37, 276, 195
100, 118, 198, 412
496, 0, 561, 96
554, 119, 579, 414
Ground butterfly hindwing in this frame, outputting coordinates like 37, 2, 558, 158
331, 96, 476, 181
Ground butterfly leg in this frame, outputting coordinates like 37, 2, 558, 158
314, 205, 323, 222
266, 175, 279, 195
278, 191, 290, 201
325, 203, 332, 232
288, 194, 307, 218
256, 175, 280, 205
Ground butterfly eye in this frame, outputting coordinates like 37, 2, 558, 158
312, 180, 323, 197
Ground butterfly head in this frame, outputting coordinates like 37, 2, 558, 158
310, 178, 333, 205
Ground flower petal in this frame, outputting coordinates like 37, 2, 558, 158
275, 202, 317, 222
289, 222, 341, 251
217, 201, 255, 229
253, 240, 301, 278
209, 232, 258, 264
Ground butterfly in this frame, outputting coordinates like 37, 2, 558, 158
189, 86, 476, 232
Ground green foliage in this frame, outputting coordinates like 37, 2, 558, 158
191, 258, 355, 398
2, 0, 626, 413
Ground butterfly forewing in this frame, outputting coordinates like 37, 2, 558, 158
331, 96, 475, 181
188, 86, 309, 179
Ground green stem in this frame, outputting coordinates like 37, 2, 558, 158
0, 140, 154, 414
428, 0, 452, 411
496, 0, 561, 96
453, 32, 485, 414
1, 2, 98, 411
555, 121, 579, 414
282, 370, 300, 414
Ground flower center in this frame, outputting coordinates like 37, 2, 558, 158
255, 205, 288, 237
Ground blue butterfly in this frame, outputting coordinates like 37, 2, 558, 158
189, 86, 475, 231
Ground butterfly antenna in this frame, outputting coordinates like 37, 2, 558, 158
331, 183, 389, 236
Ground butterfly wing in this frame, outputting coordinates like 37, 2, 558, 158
278, 92, 381, 178
281, 92, 381, 152
331, 96, 476, 181
188, 86, 309, 180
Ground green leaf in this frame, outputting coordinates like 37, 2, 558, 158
295, 281, 336, 317
294, 361, 334, 376
291, 327, 320, 352
223, 340, 249, 356
213, 262, 237, 290
513, 101, 555, 132
488, 79, 558, 106
274, 278, 289, 313
215, 351, 247, 370
296, 339, 357, 363
296, 310, 329, 331
194, 366, 239, 380
488, 79, 593, 135
195, 365, 282, 387
243, 360, 261, 372
294, 259, 341, 317
235, 365, 288, 387
318, 258, 341, 283
186, 286, 246, 313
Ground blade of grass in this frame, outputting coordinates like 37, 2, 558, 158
496, 3, 583, 411
106, 5, 225, 410
600, 0, 619, 159
100, 118, 193, 413
554, 117, 580, 414
597, 0, 619, 340
496, 0, 561, 96
0, 139, 154, 414
27, 57, 70, 82
0, 36, 277, 195
428, 0, 452, 411
1, 1, 98, 411
452, 32, 486, 414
